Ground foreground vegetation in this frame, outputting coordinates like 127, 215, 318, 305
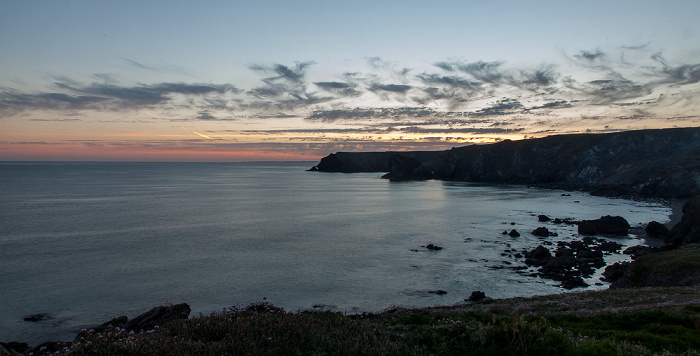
32, 286, 698, 355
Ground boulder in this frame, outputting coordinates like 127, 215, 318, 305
645, 221, 669, 237
467, 291, 486, 302
532, 227, 556, 237
538, 215, 551, 222
665, 196, 700, 247
124, 303, 191, 332
525, 245, 551, 260
602, 261, 630, 282
578, 215, 630, 236
508, 229, 520, 237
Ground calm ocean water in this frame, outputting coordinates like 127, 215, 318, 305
0, 161, 672, 344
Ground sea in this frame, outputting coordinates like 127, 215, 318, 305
0, 161, 673, 345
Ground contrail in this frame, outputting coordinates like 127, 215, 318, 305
193, 131, 212, 139
145, 111, 158, 118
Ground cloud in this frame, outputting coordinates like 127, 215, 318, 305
368, 83, 412, 93
399, 126, 524, 134
563, 76, 650, 103
650, 53, 700, 85
0, 80, 241, 115
574, 49, 606, 62
511, 64, 559, 89
305, 107, 443, 123
440, 60, 506, 84
313, 81, 362, 97
29, 118, 82, 122
470, 98, 524, 117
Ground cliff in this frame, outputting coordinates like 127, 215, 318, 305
310, 127, 700, 199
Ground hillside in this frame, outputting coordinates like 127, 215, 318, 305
310, 127, 700, 199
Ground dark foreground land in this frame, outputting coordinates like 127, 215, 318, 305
4, 286, 699, 355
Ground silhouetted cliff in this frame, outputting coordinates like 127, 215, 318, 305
309, 127, 700, 199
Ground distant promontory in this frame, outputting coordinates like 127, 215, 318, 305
309, 127, 700, 199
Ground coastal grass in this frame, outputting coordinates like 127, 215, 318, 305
623, 245, 700, 287
53, 287, 700, 356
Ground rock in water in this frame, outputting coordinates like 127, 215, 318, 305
532, 227, 555, 237
578, 215, 630, 236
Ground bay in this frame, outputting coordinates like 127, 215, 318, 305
0, 161, 671, 344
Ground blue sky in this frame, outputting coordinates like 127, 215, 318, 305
1, 0, 699, 161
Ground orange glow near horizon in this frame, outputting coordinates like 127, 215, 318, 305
0, 143, 324, 162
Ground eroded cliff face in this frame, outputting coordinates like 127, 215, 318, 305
438, 127, 700, 198
310, 127, 700, 199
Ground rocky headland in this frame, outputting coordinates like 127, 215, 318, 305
309, 127, 700, 303
310, 127, 700, 199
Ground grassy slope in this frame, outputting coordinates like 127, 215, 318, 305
620, 244, 700, 288
57, 287, 699, 356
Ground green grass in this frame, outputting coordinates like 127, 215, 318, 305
49, 287, 700, 355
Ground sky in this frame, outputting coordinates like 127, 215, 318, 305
1, 0, 700, 162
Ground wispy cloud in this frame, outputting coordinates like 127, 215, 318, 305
2, 44, 700, 148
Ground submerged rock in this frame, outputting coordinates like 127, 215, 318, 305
23, 313, 51, 322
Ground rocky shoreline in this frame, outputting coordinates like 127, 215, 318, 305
5, 197, 695, 355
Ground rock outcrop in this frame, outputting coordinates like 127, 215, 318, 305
665, 196, 700, 247
310, 127, 700, 199
382, 154, 433, 181
577, 216, 630, 236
